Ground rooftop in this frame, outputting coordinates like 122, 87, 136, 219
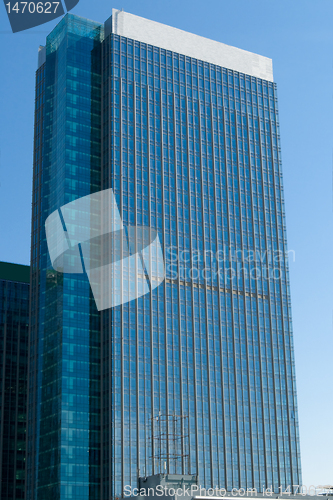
0, 261, 30, 284
106, 9, 273, 81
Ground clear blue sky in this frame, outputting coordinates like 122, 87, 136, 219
0, 0, 332, 489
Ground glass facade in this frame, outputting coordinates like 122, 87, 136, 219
29, 11, 302, 500
28, 15, 103, 500
101, 25, 302, 497
0, 262, 30, 500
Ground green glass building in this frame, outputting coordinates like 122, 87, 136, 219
28, 10, 302, 500
0, 261, 30, 500
28, 15, 103, 500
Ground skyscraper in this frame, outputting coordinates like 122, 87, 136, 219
28, 16, 103, 500
28, 10, 302, 500
0, 261, 30, 500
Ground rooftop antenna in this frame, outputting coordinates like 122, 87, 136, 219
148, 413, 190, 475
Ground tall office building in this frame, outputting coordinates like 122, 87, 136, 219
28, 10, 302, 500
0, 261, 30, 500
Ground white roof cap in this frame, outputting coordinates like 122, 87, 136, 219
110, 9, 273, 82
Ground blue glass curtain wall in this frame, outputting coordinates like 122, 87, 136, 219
101, 31, 302, 497
28, 15, 103, 500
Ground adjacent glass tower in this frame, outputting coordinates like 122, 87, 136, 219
28, 10, 302, 500
0, 261, 30, 500
28, 16, 103, 500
